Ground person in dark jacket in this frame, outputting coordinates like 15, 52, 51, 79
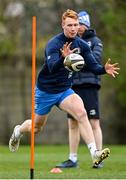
56, 11, 105, 168
9, 10, 119, 167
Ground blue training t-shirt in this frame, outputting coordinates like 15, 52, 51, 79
37, 32, 106, 93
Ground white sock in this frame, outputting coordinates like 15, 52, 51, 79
87, 142, 97, 157
15, 126, 22, 138
69, 153, 77, 162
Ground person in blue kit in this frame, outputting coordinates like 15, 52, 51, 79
56, 11, 105, 169
9, 9, 119, 167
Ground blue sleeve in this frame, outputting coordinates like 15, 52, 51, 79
82, 42, 106, 75
45, 41, 64, 73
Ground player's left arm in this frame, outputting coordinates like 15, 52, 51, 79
81, 43, 105, 75
92, 38, 103, 64
81, 42, 120, 77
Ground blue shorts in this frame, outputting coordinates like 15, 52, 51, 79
35, 87, 74, 115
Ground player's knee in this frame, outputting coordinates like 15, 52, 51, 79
76, 108, 87, 123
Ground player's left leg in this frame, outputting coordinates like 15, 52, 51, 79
59, 92, 110, 166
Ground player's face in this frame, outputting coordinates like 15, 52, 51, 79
78, 24, 87, 37
62, 17, 79, 38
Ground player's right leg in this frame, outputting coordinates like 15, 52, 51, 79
9, 87, 55, 152
9, 119, 32, 152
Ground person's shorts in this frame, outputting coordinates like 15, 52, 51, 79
35, 87, 74, 115
67, 86, 100, 120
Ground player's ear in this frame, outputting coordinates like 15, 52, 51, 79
62, 21, 65, 29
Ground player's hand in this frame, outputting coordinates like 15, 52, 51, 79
105, 58, 120, 78
60, 42, 78, 57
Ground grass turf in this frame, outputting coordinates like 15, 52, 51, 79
0, 145, 126, 179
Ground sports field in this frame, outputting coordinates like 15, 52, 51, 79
0, 145, 126, 179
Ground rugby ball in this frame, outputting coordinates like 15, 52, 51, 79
64, 53, 85, 72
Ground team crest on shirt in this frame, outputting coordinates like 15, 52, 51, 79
74, 48, 81, 54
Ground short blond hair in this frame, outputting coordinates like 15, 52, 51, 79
62, 9, 78, 22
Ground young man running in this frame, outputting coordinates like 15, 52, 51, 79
9, 9, 119, 167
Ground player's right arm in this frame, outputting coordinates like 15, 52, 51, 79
45, 40, 64, 73
45, 40, 78, 73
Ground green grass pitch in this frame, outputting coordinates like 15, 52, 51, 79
0, 145, 126, 179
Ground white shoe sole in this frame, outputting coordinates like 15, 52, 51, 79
9, 125, 21, 152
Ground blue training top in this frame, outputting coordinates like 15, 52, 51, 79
37, 32, 106, 93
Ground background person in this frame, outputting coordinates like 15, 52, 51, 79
9, 9, 119, 167
56, 11, 104, 168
